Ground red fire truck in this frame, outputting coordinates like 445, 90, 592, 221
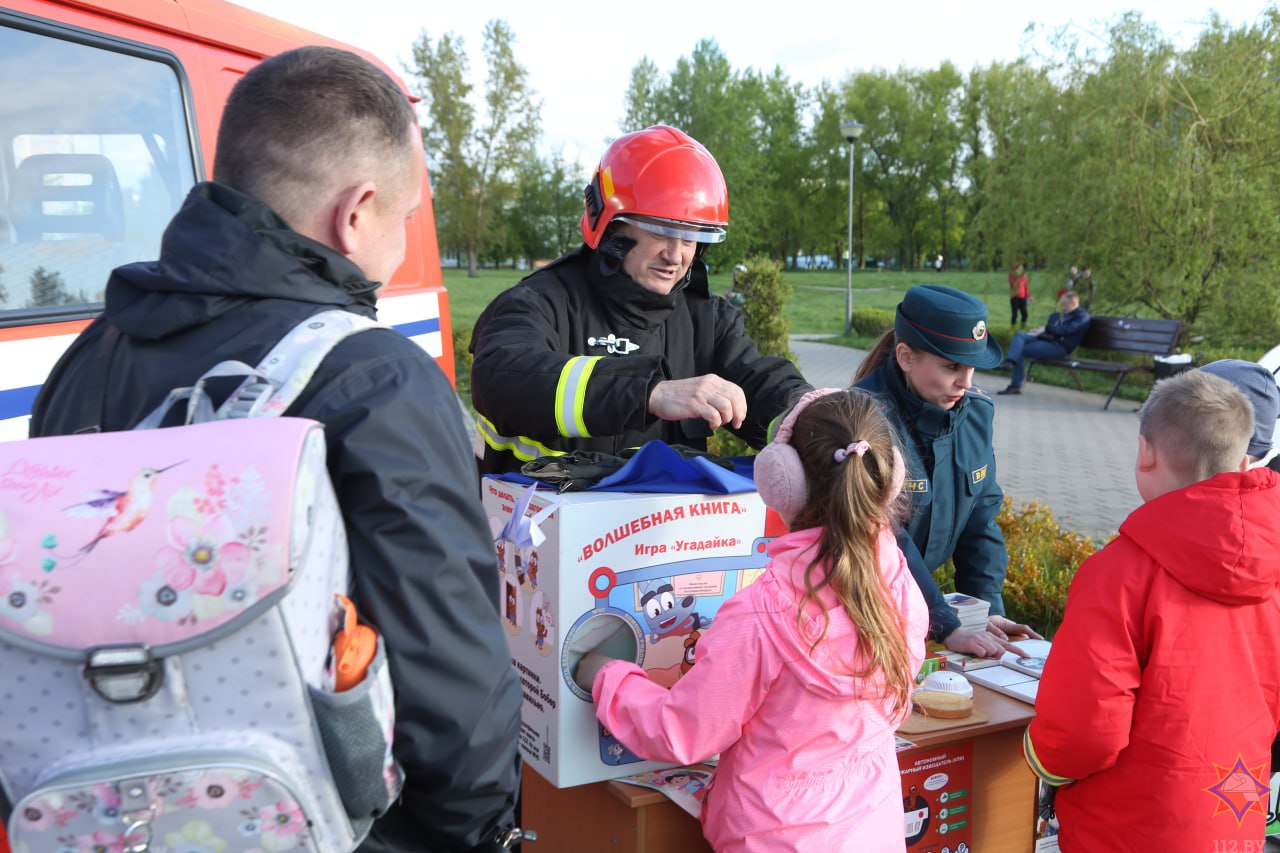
0, 0, 454, 445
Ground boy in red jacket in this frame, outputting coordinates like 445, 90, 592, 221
1024, 369, 1280, 851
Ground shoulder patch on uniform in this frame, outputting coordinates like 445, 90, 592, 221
965, 387, 995, 409
970, 465, 988, 485
904, 478, 930, 493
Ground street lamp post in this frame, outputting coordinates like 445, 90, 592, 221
840, 119, 864, 334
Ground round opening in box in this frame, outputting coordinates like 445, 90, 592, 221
562, 611, 640, 700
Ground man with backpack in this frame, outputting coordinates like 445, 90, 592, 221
28, 47, 522, 852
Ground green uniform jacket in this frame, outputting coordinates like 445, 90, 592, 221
857, 360, 1009, 634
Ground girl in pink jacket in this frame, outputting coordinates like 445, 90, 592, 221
576, 388, 929, 851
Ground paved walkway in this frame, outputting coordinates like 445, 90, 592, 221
790, 336, 1141, 543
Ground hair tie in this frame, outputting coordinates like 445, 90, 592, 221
833, 440, 871, 463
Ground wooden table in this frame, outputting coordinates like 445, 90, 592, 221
522, 767, 712, 853
899, 685, 1038, 852
520, 684, 1037, 853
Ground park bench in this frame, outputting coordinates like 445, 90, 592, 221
1024, 315, 1185, 410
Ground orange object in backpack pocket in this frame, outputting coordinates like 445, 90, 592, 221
333, 594, 377, 692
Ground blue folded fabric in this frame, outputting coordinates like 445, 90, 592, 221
592, 441, 757, 494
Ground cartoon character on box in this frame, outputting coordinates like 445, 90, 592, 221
681, 631, 700, 675
495, 540, 506, 575
599, 722, 642, 766
638, 577, 707, 644
563, 543, 773, 693
514, 549, 526, 586
503, 575, 520, 630
534, 602, 555, 654
529, 591, 553, 655
527, 549, 539, 589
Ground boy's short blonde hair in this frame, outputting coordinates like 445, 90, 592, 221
1139, 370, 1253, 483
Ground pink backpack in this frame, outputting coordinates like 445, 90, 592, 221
0, 311, 400, 851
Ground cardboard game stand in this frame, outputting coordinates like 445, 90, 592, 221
483, 477, 779, 788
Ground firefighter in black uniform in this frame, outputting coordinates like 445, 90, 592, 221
470, 125, 809, 475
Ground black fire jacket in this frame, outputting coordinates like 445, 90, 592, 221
470, 245, 808, 475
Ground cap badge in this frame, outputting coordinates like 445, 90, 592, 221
972, 320, 987, 341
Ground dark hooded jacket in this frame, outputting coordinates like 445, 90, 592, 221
1037, 305, 1091, 354
469, 243, 809, 475
1025, 468, 1280, 851
30, 182, 521, 853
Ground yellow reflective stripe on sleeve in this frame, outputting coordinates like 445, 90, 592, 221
1022, 727, 1074, 787
554, 356, 600, 438
476, 415, 562, 462
766, 412, 783, 444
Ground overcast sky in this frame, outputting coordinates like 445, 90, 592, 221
235, 0, 1272, 172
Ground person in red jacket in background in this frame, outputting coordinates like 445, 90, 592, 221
1023, 369, 1280, 852
1008, 260, 1030, 327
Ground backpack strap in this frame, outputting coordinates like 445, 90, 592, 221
218, 309, 383, 419
134, 309, 384, 429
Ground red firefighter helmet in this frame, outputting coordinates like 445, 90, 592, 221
580, 125, 729, 249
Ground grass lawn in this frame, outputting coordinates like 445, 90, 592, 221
440, 264, 1164, 402
443, 266, 1024, 335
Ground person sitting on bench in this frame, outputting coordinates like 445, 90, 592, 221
998, 290, 1091, 395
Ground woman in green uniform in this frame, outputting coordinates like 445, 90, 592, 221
855, 285, 1040, 656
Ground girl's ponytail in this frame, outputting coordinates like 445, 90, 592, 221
786, 390, 915, 717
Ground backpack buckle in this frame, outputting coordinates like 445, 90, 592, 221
119, 775, 158, 852
85, 645, 164, 703
221, 378, 276, 419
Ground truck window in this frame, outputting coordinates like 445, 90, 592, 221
0, 19, 196, 317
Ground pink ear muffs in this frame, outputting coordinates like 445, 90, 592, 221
754, 388, 844, 524
887, 444, 906, 503
755, 389, 909, 525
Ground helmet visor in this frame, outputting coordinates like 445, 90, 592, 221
615, 214, 727, 244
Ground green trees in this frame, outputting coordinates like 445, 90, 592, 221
501, 150, 582, 268
965, 11, 1280, 341
959, 60, 1064, 271
624, 49, 969, 273
839, 64, 964, 268
621, 40, 816, 269
415, 12, 1280, 344
409, 20, 539, 277
1070, 13, 1280, 336
28, 266, 78, 307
